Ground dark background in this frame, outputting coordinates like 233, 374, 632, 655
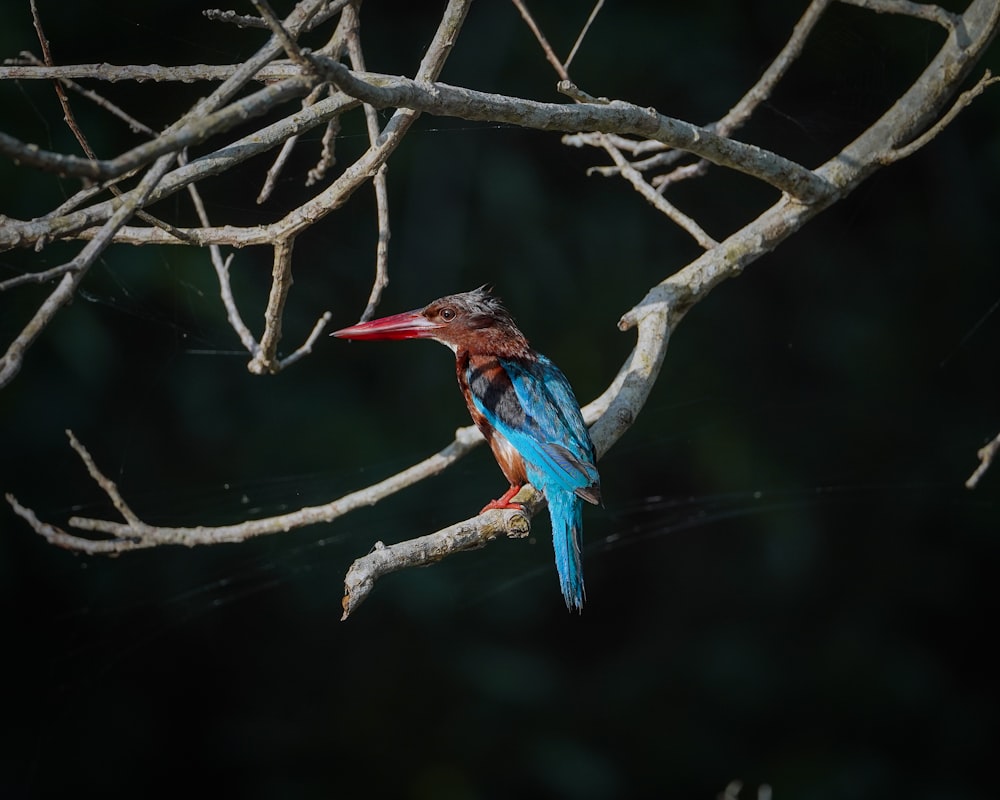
2, 1, 998, 798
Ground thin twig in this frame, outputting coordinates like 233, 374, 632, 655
1, 0, 340, 185
308, 59, 836, 203
510, 0, 571, 81
0, 0, 344, 389
562, 130, 661, 155
4, 63, 838, 254
305, 111, 341, 185
177, 146, 259, 355
598, 136, 718, 249
653, 160, 710, 191
715, 0, 833, 137
342, 4, 392, 321
0, 153, 176, 387
203, 8, 268, 29
30, 0, 88, 154
65, 430, 142, 526
277, 311, 333, 369
17, 51, 157, 135
362, 162, 392, 321
249, 237, 296, 375
184, 141, 330, 373
212, 252, 259, 354
24, 0, 330, 260
304, 13, 353, 186
838, 0, 961, 30
881, 70, 1000, 163
7, 423, 492, 553
1, 265, 66, 291
565, 0, 831, 187
557, 80, 609, 104
966, 431, 1000, 489
0, 61, 301, 83
0, 75, 315, 182
1, 90, 362, 252
342, 492, 538, 619
252, 0, 311, 68
565, 0, 604, 69
257, 84, 327, 203
23, 28, 205, 249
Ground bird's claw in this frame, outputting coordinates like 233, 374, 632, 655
479, 498, 526, 514
479, 484, 526, 514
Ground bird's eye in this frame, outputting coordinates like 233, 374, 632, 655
440, 307, 456, 322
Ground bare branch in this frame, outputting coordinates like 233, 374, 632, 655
341, 4, 393, 321
30, 0, 87, 154
6, 423, 490, 553
838, 0, 962, 30
0, 0, 343, 185
511, 0, 571, 81
653, 160, 710, 191
565, 0, 604, 69
277, 311, 333, 370
966, 432, 1000, 489
597, 136, 718, 249
0, 262, 76, 290
0, 153, 176, 388
213, 254, 259, 353
715, 0, 834, 137
3, 57, 837, 255
557, 80, 609, 105
251, 0, 311, 68
0, 74, 315, 181
203, 8, 268, 29
308, 58, 835, 203
558, 0, 830, 197
881, 69, 1000, 163
0, 61, 301, 83
249, 238, 297, 375
362, 164, 392, 321
341, 494, 536, 620
257, 84, 327, 204
0, 0, 354, 390
0, 89, 360, 252
65, 430, 142, 527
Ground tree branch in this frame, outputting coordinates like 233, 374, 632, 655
837, 0, 962, 30
248, 237, 296, 375
880, 69, 999, 163
0, 153, 177, 387
309, 57, 835, 203
966, 431, 1000, 489
6, 423, 491, 553
0, 61, 302, 83
4, 0, 998, 620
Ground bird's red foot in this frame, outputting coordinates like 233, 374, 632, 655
480, 484, 525, 513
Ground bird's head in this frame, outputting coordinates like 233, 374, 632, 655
332, 286, 530, 356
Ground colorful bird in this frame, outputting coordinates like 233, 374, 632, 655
333, 286, 601, 611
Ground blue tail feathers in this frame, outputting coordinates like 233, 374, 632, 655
547, 489, 585, 612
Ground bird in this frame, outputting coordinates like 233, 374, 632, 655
332, 286, 601, 611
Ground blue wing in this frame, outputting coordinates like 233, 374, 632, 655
469, 354, 600, 500
465, 353, 599, 611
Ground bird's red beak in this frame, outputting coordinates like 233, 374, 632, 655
332, 310, 444, 341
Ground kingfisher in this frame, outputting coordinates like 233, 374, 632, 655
333, 286, 601, 611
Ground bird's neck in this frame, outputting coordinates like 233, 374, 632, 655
454, 327, 533, 361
